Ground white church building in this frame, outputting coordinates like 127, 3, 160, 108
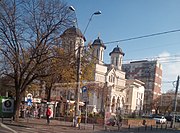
89, 37, 126, 114
51, 26, 144, 116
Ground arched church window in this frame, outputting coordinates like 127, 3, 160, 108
111, 57, 114, 64
113, 76, 115, 83
101, 50, 103, 60
111, 75, 113, 82
117, 97, 120, 108
116, 57, 118, 66
96, 49, 99, 57
111, 96, 116, 113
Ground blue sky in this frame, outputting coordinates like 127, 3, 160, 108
65, 0, 180, 92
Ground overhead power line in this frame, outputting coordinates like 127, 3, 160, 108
162, 81, 176, 83
104, 29, 180, 44
122, 54, 180, 63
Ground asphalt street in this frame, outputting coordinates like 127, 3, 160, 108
0, 118, 180, 133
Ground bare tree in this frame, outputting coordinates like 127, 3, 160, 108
0, 0, 74, 121
41, 43, 96, 104
0, 75, 15, 96
151, 97, 161, 114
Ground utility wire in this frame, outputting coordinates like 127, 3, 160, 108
162, 81, 176, 83
125, 42, 180, 53
122, 54, 180, 62
104, 29, 180, 44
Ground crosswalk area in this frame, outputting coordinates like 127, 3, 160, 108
2, 125, 61, 133
0, 127, 10, 133
1, 118, 180, 133
2, 124, 94, 133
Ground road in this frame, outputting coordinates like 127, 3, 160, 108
0, 127, 10, 133
1, 125, 180, 133
0, 118, 179, 133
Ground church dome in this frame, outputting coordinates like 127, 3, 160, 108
92, 37, 106, 49
61, 26, 86, 41
109, 45, 125, 56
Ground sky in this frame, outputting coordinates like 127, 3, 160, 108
65, 0, 180, 93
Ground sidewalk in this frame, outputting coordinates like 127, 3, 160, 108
2, 118, 104, 132
3, 118, 74, 128
1, 118, 180, 133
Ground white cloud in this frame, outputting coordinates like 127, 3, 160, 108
158, 51, 180, 92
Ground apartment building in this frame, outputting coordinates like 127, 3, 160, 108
122, 60, 162, 114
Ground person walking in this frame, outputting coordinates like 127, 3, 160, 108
117, 115, 123, 129
46, 107, 52, 124
37, 106, 41, 119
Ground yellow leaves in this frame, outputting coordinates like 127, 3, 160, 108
27, 83, 40, 94
81, 60, 95, 81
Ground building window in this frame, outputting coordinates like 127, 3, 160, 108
111, 57, 114, 64
126, 98, 128, 102
127, 90, 129, 95
137, 92, 139, 98
116, 57, 118, 66
136, 99, 138, 105
101, 50, 103, 60
97, 49, 99, 58
141, 93, 143, 99
126, 105, 128, 109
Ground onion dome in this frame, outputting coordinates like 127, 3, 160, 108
61, 26, 86, 41
92, 37, 106, 49
109, 45, 125, 56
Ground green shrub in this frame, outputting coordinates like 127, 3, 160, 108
88, 113, 94, 118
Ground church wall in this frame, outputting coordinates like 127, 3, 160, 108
95, 64, 107, 73
94, 64, 107, 82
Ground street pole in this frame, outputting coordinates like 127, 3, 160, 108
170, 75, 179, 128
74, 45, 81, 127
85, 102, 87, 125
69, 6, 101, 127
83, 11, 101, 35
69, 6, 81, 127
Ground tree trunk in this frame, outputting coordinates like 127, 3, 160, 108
14, 97, 21, 121
47, 87, 52, 102
14, 89, 23, 122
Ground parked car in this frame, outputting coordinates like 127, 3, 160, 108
165, 115, 172, 121
148, 114, 158, 119
175, 116, 180, 122
153, 116, 167, 124
165, 115, 180, 122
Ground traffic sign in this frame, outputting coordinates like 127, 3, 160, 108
2, 98, 14, 113
82, 86, 88, 102
0, 97, 14, 118
27, 99, 32, 106
26, 93, 33, 106
27, 93, 33, 99
82, 86, 87, 92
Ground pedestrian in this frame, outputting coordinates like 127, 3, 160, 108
26, 107, 30, 118
117, 115, 123, 127
46, 107, 52, 124
37, 106, 41, 119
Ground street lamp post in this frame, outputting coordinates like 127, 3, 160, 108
170, 75, 179, 128
69, 6, 101, 127
83, 11, 101, 35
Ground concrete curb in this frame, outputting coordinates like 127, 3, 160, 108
0, 122, 17, 133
